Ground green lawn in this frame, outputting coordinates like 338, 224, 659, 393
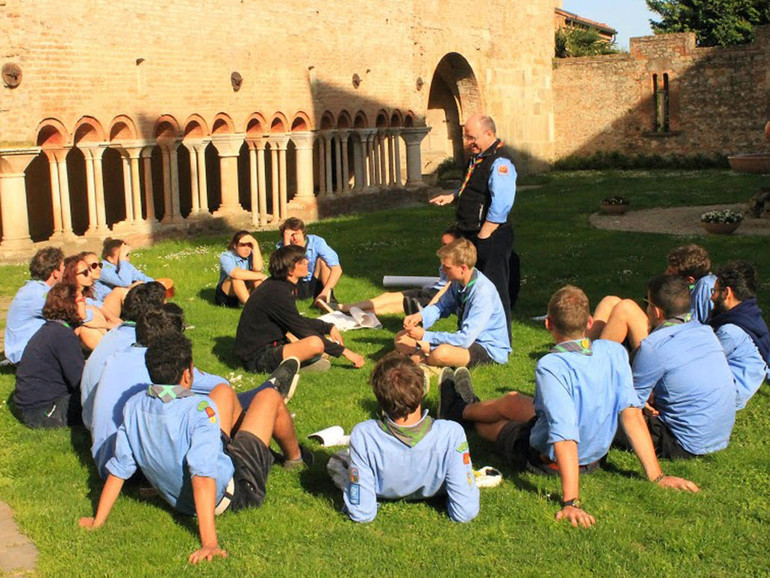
1, 169, 769, 576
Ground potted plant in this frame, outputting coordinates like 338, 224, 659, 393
600, 196, 629, 215
700, 209, 743, 235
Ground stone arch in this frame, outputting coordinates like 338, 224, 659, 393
108, 115, 138, 142
426, 52, 482, 168
212, 113, 235, 135
183, 114, 210, 139
270, 113, 288, 133
404, 111, 416, 127
337, 110, 352, 129
246, 113, 268, 136
354, 111, 368, 129
73, 116, 106, 144
153, 115, 182, 141
375, 110, 389, 128
291, 112, 312, 132
319, 111, 335, 130
35, 118, 69, 148
390, 110, 403, 127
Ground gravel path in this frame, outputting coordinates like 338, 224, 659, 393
590, 203, 770, 236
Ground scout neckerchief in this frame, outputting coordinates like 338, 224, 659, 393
147, 384, 194, 403
456, 269, 479, 329
551, 337, 593, 356
455, 140, 505, 197
652, 313, 692, 333
378, 410, 434, 448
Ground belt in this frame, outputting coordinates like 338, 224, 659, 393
214, 477, 235, 516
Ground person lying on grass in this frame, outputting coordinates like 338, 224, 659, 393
338, 352, 479, 523
395, 237, 510, 368
80, 332, 310, 564
439, 285, 699, 528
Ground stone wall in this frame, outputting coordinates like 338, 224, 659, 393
553, 26, 770, 159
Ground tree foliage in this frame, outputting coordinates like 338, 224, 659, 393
646, 0, 770, 46
555, 28, 621, 58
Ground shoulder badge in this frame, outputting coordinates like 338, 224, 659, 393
498, 164, 508, 174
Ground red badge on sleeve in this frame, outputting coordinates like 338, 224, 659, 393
498, 165, 508, 174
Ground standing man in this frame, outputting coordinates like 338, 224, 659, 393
430, 114, 519, 335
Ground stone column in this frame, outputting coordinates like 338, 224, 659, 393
378, 132, 388, 186
256, 140, 268, 227
351, 132, 365, 191
0, 148, 40, 250
43, 148, 74, 239
366, 132, 376, 187
158, 140, 183, 224
392, 129, 403, 186
184, 138, 212, 219
79, 143, 110, 234
271, 135, 290, 221
210, 133, 247, 217
140, 147, 157, 223
386, 130, 396, 186
322, 130, 334, 196
401, 127, 431, 186
338, 130, 351, 195
119, 151, 135, 223
333, 132, 343, 195
291, 132, 316, 201
316, 133, 326, 196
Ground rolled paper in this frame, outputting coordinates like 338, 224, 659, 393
382, 275, 440, 288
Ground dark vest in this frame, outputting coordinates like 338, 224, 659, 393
455, 140, 514, 234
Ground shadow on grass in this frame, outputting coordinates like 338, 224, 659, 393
298, 447, 345, 509
212, 336, 240, 369
198, 287, 217, 303
357, 398, 382, 420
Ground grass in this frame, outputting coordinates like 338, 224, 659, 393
1, 169, 769, 576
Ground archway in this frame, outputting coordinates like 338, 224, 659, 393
425, 53, 482, 172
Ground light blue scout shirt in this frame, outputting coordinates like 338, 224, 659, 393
529, 339, 641, 465
715, 323, 769, 410
91, 346, 228, 480
632, 321, 736, 455
485, 157, 517, 224
107, 390, 234, 516
690, 274, 716, 323
98, 260, 154, 288
80, 323, 138, 430
4, 280, 50, 364
218, 250, 253, 286
343, 414, 479, 523
420, 269, 511, 364
92, 280, 112, 302
276, 234, 340, 282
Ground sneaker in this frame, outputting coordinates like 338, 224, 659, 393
300, 356, 331, 373
453, 367, 480, 406
410, 297, 423, 313
437, 367, 455, 420
283, 444, 315, 470
268, 356, 300, 403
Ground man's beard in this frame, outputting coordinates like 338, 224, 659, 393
712, 296, 728, 316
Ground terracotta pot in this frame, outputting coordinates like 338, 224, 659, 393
701, 221, 741, 235
600, 203, 629, 215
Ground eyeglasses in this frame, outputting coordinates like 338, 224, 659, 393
77, 269, 91, 277
87, 262, 102, 270
462, 134, 478, 142
237, 242, 253, 248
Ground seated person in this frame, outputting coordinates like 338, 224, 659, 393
616, 275, 736, 459
235, 245, 364, 373
395, 238, 510, 368
278, 217, 341, 309
62, 255, 119, 349
215, 230, 266, 307
341, 352, 479, 523
439, 285, 698, 527
591, 244, 716, 347
708, 261, 769, 410
13, 283, 86, 428
98, 238, 174, 296
339, 227, 457, 316
80, 282, 167, 429
4, 247, 64, 364
90, 307, 239, 480
79, 332, 310, 565
79, 251, 128, 319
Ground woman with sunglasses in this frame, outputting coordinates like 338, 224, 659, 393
13, 283, 87, 428
62, 256, 119, 347
216, 230, 266, 307
97, 238, 175, 298
78, 251, 127, 319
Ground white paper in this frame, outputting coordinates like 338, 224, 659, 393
318, 306, 382, 331
382, 275, 440, 288
308, 425, 350, 447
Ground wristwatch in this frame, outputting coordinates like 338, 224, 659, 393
414, 342, 424, 355
561, 498, 582, 509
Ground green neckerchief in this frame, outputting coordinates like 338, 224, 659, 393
378, 410, 434, 448
52, 319, 71, 329
551, 337, 593, 356
147, 384, 194, 403
457, 269, 479, 328
654, 313, 692, 332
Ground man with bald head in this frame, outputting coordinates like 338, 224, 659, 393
430, 114, 518, 335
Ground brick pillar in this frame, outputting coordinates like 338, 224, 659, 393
401, 127, 431, 186
0, 148, 39, 250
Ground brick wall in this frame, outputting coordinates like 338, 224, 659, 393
553, 26, 770, 159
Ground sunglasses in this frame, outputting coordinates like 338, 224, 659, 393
87, 262, 102, 270
237, 242, 253, 248
77, 269, 91, 277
